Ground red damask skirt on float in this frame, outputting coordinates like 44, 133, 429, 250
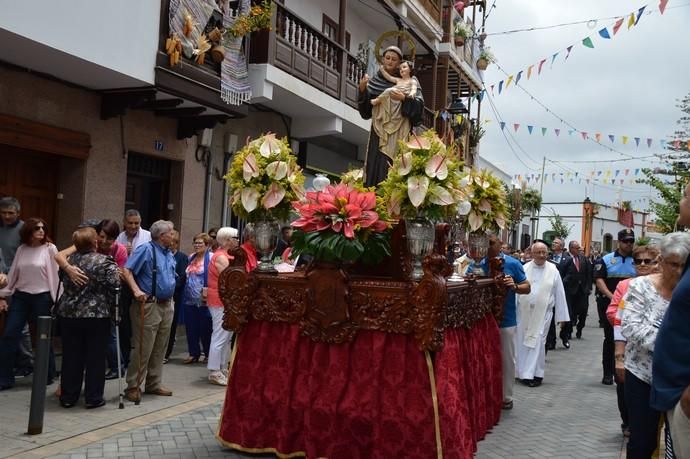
215, 314, 502, 459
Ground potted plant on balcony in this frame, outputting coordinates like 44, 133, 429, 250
476, 47, 496, 70
454, 21, 472, 47
225, 133, 305, 272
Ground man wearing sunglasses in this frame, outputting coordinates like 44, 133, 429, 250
594, 228, 636, 437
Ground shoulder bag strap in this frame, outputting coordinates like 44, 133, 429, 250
203, 250, 211, 288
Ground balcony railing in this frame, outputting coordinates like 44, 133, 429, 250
250, 2, 437, 117
441, 4, 479, 67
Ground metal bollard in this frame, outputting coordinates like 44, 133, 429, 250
27, 316, 52, 435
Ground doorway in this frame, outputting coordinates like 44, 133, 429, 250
0, 146, 59, 234
125, 152, 171, 229
603, 233, 613, 254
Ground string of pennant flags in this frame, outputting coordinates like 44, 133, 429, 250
493, 120, 690, 150
469, 0, 670, 101
512, 168, 680, 186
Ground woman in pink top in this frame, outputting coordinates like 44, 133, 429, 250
206, 226, 239, 386
0, 218, 59, 390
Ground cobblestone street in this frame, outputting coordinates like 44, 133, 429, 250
2, 304, 628, 459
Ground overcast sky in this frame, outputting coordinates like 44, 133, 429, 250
479, 0, 690, 212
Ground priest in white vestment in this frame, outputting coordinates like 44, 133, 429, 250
515, 241, 569, 386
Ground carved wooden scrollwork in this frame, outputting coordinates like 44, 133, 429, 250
411, 254, 451, 352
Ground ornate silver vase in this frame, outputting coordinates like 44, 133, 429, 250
254, 220, 279, 273
405, 218, 436, 281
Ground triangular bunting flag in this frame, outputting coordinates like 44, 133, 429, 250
595, 133, 602, 142
634, 137, 640, 147
582, 37, 594, 48
478, 90, 485, 101
527, 65, 534, 79
490, 84, 495, 95
565, 45, 574, 60
554, 128, 561, 136
615, 170, 620, 176
513, 123, 520, 132
581, 132, 588, 140
538, 58, 547, 74
541, 127, 547, 136
516, 70, 523, 85
646, 138, 652, 148
622, 136, 629, 145
550, 52, 559, 68
635, 6, 647, 25
634, 168, 640, 175
505, 75, 514, 88
624, 169, 630, 176
660, 0, 669, 14
609, 134, 615, 143
527, 125, 534, 134
499, 121, 506, 130
498, 80, 504, 94
611, 179, 616, 185
613, 18, 625, 35
628, 12, 635, 29
598, 28, 611, 39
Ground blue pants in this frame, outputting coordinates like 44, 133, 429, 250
0, 291, 56, 387
183, 303, 212, 359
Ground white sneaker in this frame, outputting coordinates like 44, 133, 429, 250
221, 368, 228, 378
208, 370, 227, 386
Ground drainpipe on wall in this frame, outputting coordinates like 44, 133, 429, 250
196, 129, 214, 231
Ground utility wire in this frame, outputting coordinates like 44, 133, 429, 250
490, 62, 664, 163
483, 91, 541, 171
486, 2, 690, 36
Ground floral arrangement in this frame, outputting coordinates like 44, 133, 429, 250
464, 168, 509, 233
225, 0, 273, 39
225, 133, 305, 222
290, 183, 391, 264
340, 168, 364, 186
454, 20, 472, 38
478, 47, 496, 63
379, 130, 470, 221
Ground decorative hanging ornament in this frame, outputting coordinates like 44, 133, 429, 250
454, 1, 465, 14
312, 174, 331, 192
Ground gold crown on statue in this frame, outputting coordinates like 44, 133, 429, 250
374, 30, 416, 64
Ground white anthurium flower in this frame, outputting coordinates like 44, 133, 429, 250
457, 200, 472, 216
428, 185, 454, 205
407, 175, 430, 208
387, 190, 404, 217
495, 213, 506, 229
242, 153, 260, 182
262, 182, 286, 209
259, 133, 282, 158
287, 162, 300, 183
459, 176, 470, 188
468, 210, 484, 232
425, 154, 448, 180
398, 152, 413, 176
266, 161, 288, 180
241, 187, 260, 212
478, 199, 492, 212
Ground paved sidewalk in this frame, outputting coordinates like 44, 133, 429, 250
0, 328, 228, 459
4, 314, 629, 458
475, 323, 627, 459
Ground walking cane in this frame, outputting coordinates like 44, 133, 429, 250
113, 286, 124, 409
133, 299, 146, 406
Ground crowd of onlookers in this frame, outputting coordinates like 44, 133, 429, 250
0, 197, 301, 409
1, 191, 689, 457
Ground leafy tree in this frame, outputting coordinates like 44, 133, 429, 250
521, 188, 542, 216
548, 212, 573, 239
637, 94, 690, 233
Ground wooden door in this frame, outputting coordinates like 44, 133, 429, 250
0, 146, 58, 234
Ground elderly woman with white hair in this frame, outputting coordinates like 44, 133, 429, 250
206, 226, 239, 386
621, 232, 690, 459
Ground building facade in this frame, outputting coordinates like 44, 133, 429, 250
0, 0, 489, 250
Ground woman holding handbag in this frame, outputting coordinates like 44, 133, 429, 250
181, 233, 213, 364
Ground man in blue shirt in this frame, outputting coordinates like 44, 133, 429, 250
121, 220, 177, 403
651, 183, 690, 456
480, 236, 530, 410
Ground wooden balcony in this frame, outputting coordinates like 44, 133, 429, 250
249, 2, 364, 110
